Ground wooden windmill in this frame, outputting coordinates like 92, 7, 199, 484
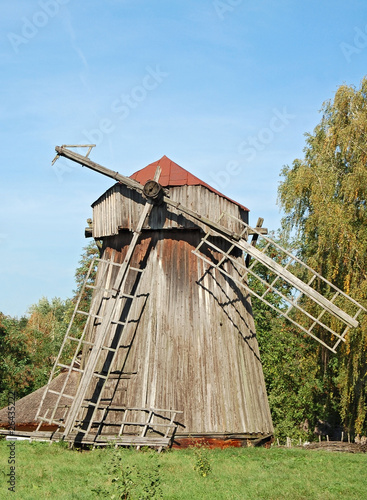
34, 145, 366, 449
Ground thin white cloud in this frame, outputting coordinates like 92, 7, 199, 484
59, 9, 90, 71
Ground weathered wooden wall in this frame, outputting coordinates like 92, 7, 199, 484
91, 183, 249, 237
80, 184, 273, 439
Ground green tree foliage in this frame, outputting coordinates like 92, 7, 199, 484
0, 297, 71, 408
250, 235, 325, 440
0, 241, 100, 408
277, 77, 367, 435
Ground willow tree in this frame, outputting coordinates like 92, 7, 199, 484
278, 78, 367, 435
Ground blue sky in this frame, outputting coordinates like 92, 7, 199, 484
1, 0, 367, 317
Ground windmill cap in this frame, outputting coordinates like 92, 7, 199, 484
130, 155, 249, 211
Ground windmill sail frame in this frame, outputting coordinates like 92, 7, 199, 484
193, 212, 365, 353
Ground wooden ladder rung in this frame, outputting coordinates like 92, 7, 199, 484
81, 401, 98, 407
76, 310, 103, 319
101, 346, 117, 353
86, 284, 123, 295
57, 363, 84, 373
129, 266, 144, 273
71, 427, 88, 434
37, 416, 64, 424
67, 336, 94, 346
111, 319, 126, 326
118, 292, 136, 300
93, 373, 108, 380
48, 390, 74, 400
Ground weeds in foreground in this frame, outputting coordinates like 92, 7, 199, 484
54, 440, 69, 450
92, 448, 163, 499
191, 442, 212, 477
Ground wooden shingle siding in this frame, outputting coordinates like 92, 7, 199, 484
91, 184, 249, 238
83, 229, 273, 436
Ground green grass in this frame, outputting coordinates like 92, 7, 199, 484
1, 440, 366, 499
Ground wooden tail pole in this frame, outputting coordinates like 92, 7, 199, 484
54, 146, 144, 193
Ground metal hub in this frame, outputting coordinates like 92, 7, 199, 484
143, 180, 163, 202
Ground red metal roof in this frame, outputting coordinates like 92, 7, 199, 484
130, 155, 249, 211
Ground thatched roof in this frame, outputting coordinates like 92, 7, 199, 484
0, 370, 79, 427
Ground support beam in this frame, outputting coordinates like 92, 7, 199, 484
246, 217, 264, 267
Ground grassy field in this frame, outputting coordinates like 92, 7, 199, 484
1, 439, 366, 499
